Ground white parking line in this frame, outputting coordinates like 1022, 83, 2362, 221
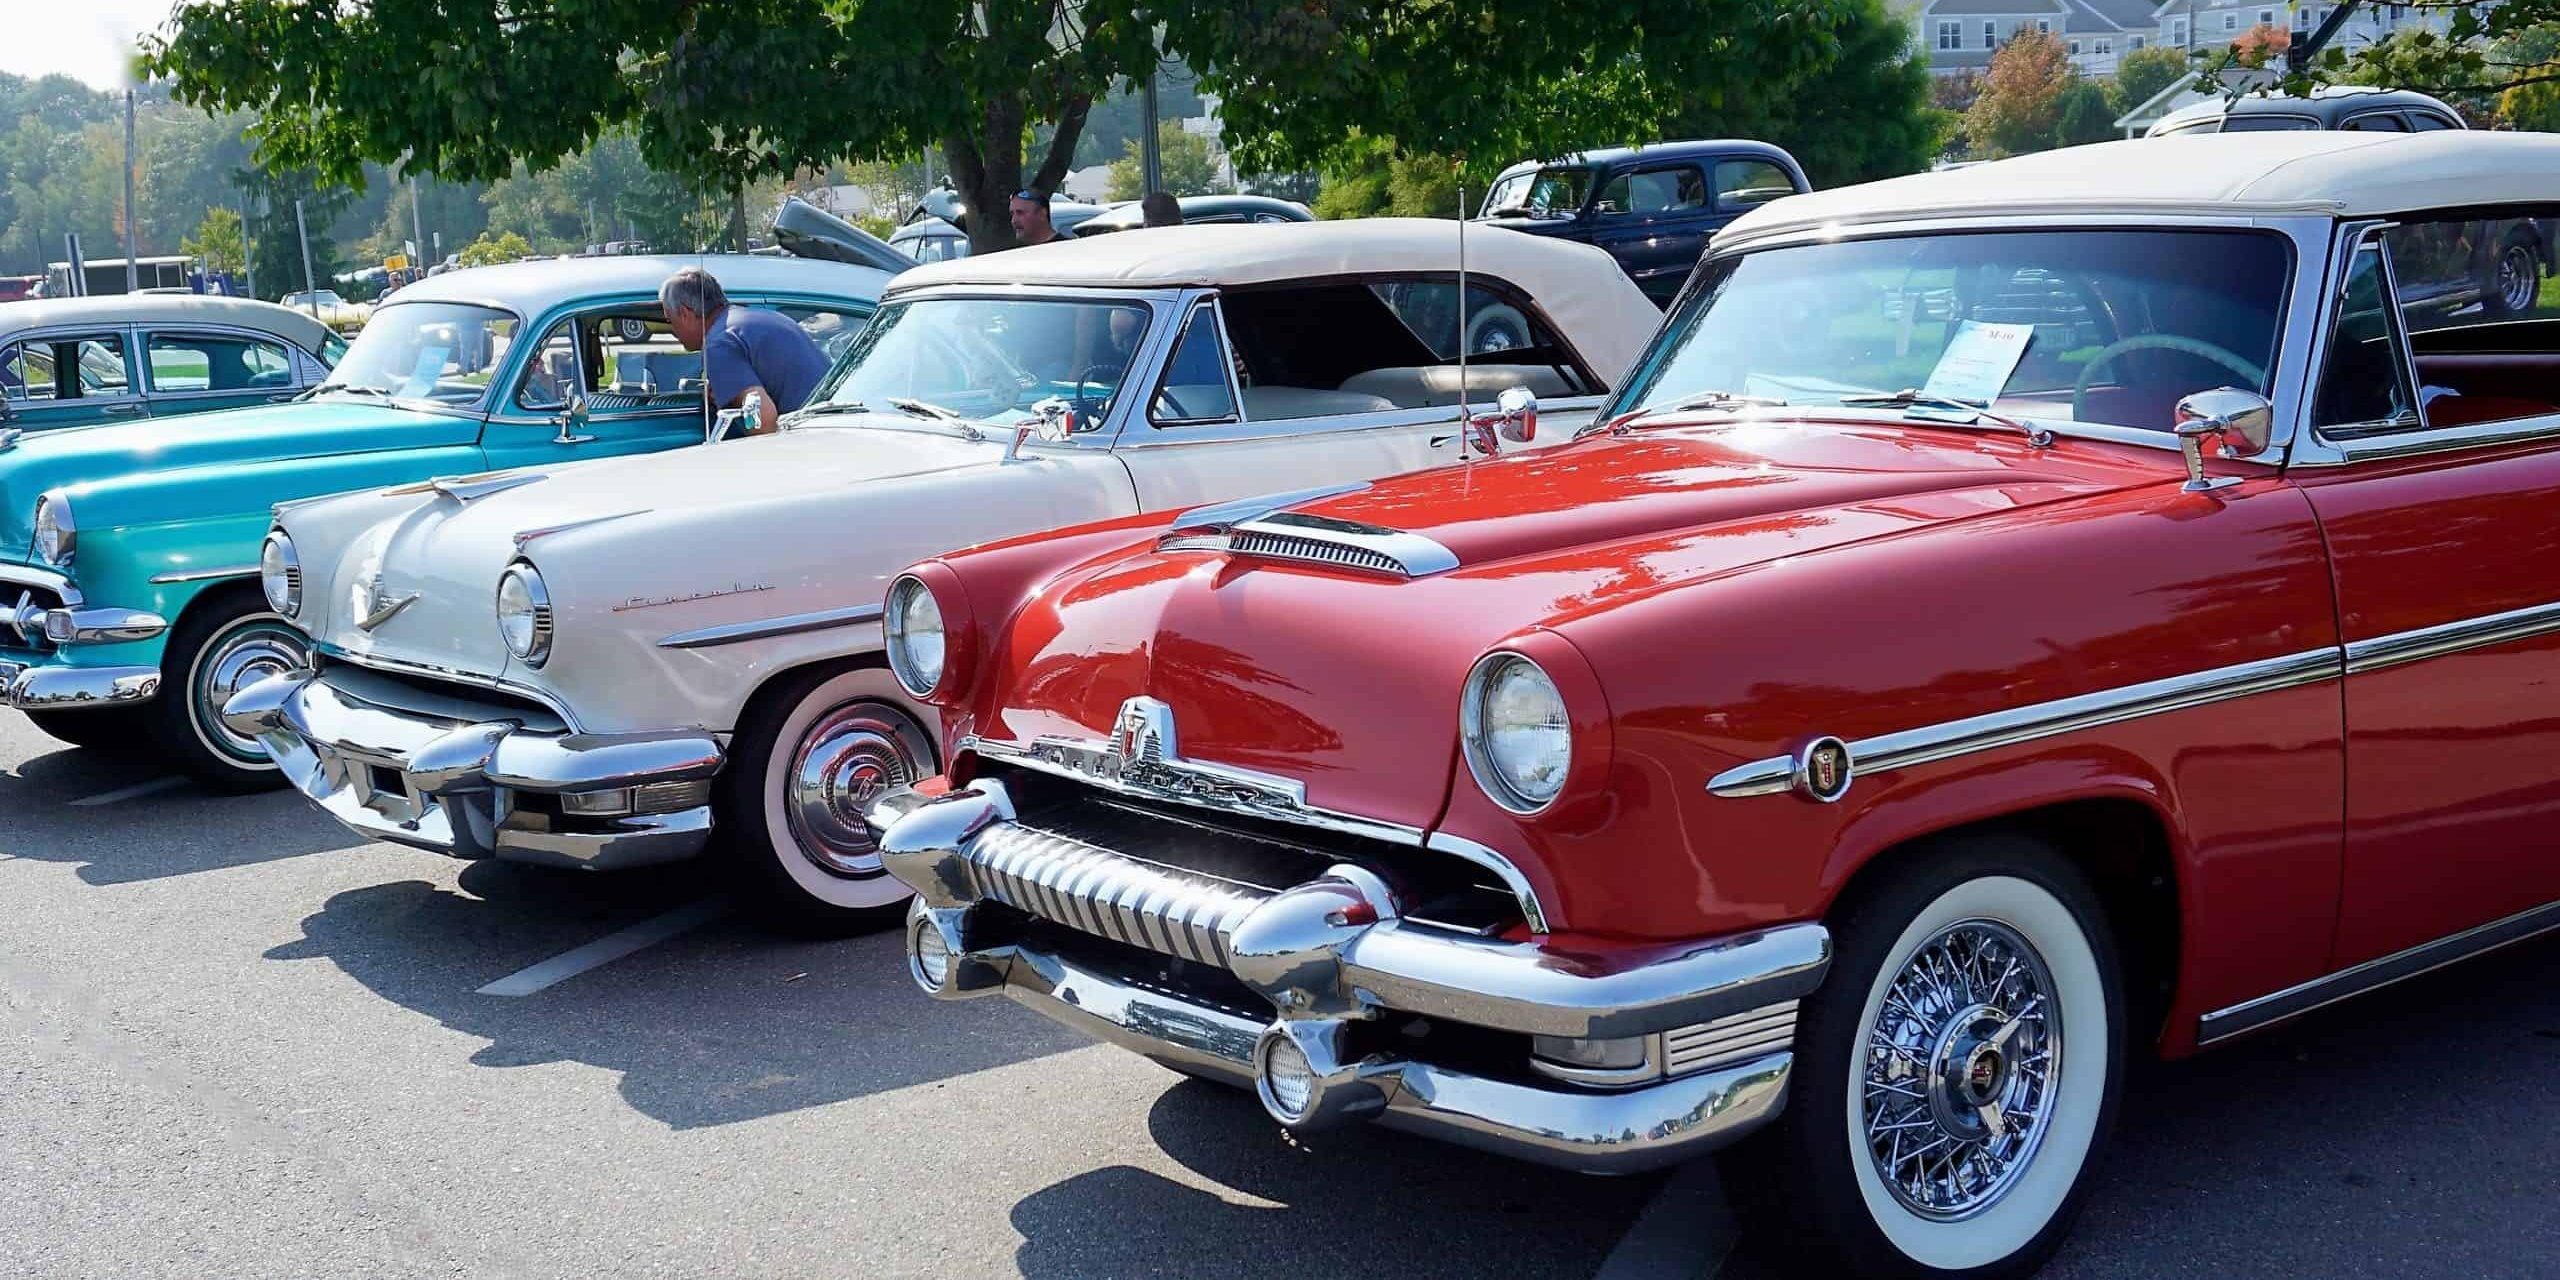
476, 897, 732, 997
1592, 1158, 1739, 1280
67, 776, 187, 807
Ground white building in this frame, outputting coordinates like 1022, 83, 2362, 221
1910, 0, 2466, 79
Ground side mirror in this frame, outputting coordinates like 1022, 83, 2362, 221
2172, 387, 2273, 493
552, 393, 595, 446
1007, 397, 1077, 462
1464, 386, 1539, 456
709, 388, 767, 443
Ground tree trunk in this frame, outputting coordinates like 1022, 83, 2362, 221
727, 184, 748, 251
949, 88, 1096, 257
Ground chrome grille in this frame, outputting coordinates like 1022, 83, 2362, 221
966, 820, 1275, 967
1664, 1000, 1799, 1076
4, 586, 63, 650
1225, 530, 1405, 576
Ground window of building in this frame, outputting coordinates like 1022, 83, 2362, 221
1984, 20, 1996, 47
1938, 20, 1961, 49
2096, 37, 2113, 55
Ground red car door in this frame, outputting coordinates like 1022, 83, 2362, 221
2295, 218, 2560, 967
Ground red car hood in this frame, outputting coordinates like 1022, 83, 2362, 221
972, 418, 2181, 831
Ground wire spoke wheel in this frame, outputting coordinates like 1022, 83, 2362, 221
1860, 918, 2061, 1223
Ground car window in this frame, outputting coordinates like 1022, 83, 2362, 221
320, 331, 349, 365
320, 301, 520, 407
2377, 212, 2560, 430
515, 319, 580, 411
1596, 166, 1708, 217
143, 331, 294, 394
815, 296, 1151, 427
2218, 115, 2318, 132
1482, 166, 1594, 219
514, 307, 706, 413
2410, 112, 2462, 132
2313, 238, 2419, 434
1714, 160, 1797, 210
771, 303, 873, 364
1150, 304, 1239, 426
1210, 277, 1594, 423
2341, 112, 2408, 132
10, 334, 135, 400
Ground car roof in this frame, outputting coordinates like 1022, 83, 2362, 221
380, 253, 897, 314
1717, 131, 2560, 251
0, 293, 338, 352
887, 217, 1660, 383
1493, 139, 1801, 177
1076, 194, 1315, 232
2153, 85, 2464, 131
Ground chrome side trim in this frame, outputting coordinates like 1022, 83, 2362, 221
149, 564, 259, 585
2197, 897, 2560, 1046
1707, 647, 2341, 797
2343, 599, 2560, 676
512, 510, 651, 549
657, 602, 883, 650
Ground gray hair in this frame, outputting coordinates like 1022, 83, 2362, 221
659, 267, 728, 320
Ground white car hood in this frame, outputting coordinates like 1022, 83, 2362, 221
316, 424, 1023, 681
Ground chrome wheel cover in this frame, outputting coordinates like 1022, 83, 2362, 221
2497, 246, 2539, 314
194, 617, 308, 763
781, 704, 923, 878
1860, 918, 2060, 1222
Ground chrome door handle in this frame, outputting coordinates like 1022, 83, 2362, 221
99, 402, 143, 416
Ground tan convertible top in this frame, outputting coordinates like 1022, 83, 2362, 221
887, 217, 1660, 384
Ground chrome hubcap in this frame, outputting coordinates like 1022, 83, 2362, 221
2499, 247, 2539, 313
1862, 919, 2060, 1221
782, 704, 923, 877
196, 618, 307, 762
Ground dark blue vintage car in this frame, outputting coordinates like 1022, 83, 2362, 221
1474, 139, 1808, 307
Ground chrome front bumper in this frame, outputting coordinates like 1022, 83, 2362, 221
871, 779, 1831, 1174
224, 668, 723, 870
0, 657, 161, 710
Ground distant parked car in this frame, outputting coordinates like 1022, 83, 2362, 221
279, 288, 373, 335
1074, 194, 1314, 235
887, 190, 1111, 263
0, 294, 340, 436
1475, 138, 1809, 306
2150, 89, 2555, 318
0, 276, 42, 304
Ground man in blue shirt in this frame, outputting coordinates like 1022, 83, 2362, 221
660, 267, 829, 436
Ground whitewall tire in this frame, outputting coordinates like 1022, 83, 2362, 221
721, 664, 938, 929
147, 588, 307, 792
1730, 835, 2124, 1279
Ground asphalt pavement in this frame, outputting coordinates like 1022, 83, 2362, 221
3, 712, 2555, 1279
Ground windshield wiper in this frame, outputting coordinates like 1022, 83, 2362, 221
792, 400, 870, 417
1584, 390, 1788, 437
300, 383, 392, 402
882, 396, 987, 441
1837, 389, 2053, 447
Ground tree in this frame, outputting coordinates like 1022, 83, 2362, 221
2230, 22, 2291, 69
1675, 0, 1949, 186
2054, 79, 2117, 147
1105, 123, 1233, 201
458, 230, 536, 268
2289, 2, 2560, 103
181, 207, 245, 274
145, 1, 1858, 256
2108, 44, 2191, 118
1965, 31, 2075, 158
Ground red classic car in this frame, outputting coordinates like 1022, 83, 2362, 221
867, 130, 2560, 1278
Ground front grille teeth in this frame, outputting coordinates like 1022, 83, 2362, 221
1664, 1000, 1800, 1076
966, 821, 1273, 967
1225, 530, 1406, 576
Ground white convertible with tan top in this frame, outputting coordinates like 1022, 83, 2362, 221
227, 219, 1657, 924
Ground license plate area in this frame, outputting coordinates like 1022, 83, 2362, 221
344, 752, 425, 823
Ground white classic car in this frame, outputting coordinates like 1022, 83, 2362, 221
228, 219, 1658, 923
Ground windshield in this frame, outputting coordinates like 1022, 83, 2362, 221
316, 301, 522, 409
1480, 167, 1593, 219
812, 296, 1154, 425
1615, 229, 2292, 435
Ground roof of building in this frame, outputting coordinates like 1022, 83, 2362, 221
1716, 131, 2560, 249
1925, 0, 2065, 15
2064, 0, 2159, 31
0, 293, 339, 352
379, 253, 898, 315
887, 218, 1661, 381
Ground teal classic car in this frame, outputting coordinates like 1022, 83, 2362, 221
0, 253, 892, 787
0, 294, 343, 436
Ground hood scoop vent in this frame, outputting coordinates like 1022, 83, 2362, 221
1162, 510, 1458, 579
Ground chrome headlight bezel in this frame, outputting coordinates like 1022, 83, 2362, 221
495, 561, 554, 666
885, 574, 946, 699
260, 529, 302, 618
31, 490, 74, 566
1460, 651, 1571, 815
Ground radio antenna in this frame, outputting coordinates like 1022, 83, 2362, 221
1456, 158, 1472, 461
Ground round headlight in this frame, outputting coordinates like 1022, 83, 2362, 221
1461, 653, 1571, 813
885, 574, 946, 698
260, 530, 302, 617
31, 491, 73, 566
495, 562, 553, 665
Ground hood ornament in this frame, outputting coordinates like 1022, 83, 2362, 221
0, 428, 21, 453
1016, 696, 1312, 815
355, 589, 421, 632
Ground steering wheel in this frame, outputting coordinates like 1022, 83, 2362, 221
2072, 335, 2267, 421
1071, 363, 1122, 423
1155, 386, 1197, 420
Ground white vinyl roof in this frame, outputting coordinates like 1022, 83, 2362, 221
383, 253, 897, 316
886, 218, 1660, 382
1717, 132, 2560, 252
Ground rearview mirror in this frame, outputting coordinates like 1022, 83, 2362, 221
2172, 387, 2272, 492
552, 393, 595, 446
1464, 386, 1539, 456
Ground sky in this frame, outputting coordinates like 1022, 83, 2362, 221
0, 0, 178, 91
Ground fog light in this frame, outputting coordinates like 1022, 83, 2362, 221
908, 915, 952, 992
1258, 1034, 1317, 1123
1530, 1033, 1660, 1086
42, 610, 75, 644
559, 788, 636, 817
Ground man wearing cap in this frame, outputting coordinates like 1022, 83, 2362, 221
661, 266, 828, 437
1009, 189, 1075, 248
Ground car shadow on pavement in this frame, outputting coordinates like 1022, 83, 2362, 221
1007, 1077, 1648, 1279
1720, 933, 2560, 1280
263, 859, 1092, 1130
0, 744, 370, 884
